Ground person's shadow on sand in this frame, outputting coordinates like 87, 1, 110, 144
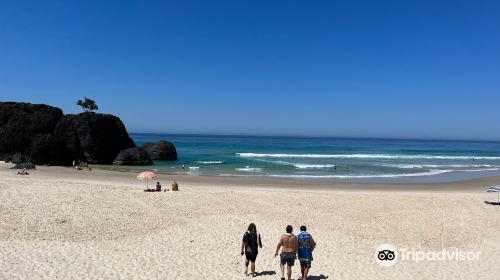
252, 271, 328, 279
254, 271, 276, 277
308, 275, 329, 280
484, 201, 500, 206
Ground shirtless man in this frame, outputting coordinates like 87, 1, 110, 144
275, 225, 298, 280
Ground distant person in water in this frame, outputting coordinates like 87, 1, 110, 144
182, 164, 185, 171
241, 223, 262, 277
275, 225, 298, 280
297, 225, 316, 280
156, 182, 162, 191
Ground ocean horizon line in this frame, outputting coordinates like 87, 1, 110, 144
129, 132, 500, 143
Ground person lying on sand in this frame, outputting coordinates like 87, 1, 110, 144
17, 168, 29, 175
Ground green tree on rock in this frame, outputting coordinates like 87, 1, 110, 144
76, 97, 99, 112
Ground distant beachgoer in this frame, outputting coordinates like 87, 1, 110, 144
73, 160, 76, 167
182, 164, 186, 172
298, 225, 316, 280
17, 168, 29, 175
275, 225, 298, 280
334, 165, 337, 170
171, 181, 179, 191
472, 157, 475, 162
241, 223, 263, 277
156, 182, 162, 191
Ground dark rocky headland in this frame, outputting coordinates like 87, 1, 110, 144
142, 140, 177, 161
0, 102, 177, 166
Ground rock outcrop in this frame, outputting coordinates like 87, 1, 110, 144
0, 102, 136, 165
64, 113, 135, 163
142, 140, 177, 161
113, 147, 153, 165
10, 153, 30, 164
0, 102, 75, 165
11, 162, 36, 169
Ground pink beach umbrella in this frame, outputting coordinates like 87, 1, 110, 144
137, 171, 157, 189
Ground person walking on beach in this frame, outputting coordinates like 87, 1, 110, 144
241, 223, 262, 277
298, 225, 316, 280
275, 225, 298, 280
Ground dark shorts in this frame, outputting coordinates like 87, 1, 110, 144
280, 252, 295, 266
245, 252, 257, 262
300, 259, 312, 268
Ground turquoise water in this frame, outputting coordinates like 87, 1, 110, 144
131, 133, 500, 183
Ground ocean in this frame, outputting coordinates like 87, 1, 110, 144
130, 133, 500, 183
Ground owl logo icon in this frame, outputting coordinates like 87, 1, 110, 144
378, 250, 395, 261
375, 244, 398, 267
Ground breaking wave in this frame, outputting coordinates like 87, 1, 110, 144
196, 161, 224, 164
236, 166, 262, 172
380, 164, 499, 169
236, 153, 500, 160
294, 164, 336, 169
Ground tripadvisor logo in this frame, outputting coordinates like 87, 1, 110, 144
375, 244, 398, 267
375, 244, 481, 267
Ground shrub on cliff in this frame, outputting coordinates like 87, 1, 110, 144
76, 97, 98, 112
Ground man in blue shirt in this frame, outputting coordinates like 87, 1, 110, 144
297, 225, 317, 280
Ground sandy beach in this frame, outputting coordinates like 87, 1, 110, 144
1, 162, 500, 279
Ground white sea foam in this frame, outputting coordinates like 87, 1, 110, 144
380, 164, 498, 169
219, 167, 500, 179
196, 161, 224, 164
188, 167, 200, 171
252, 159, 500, 170
457, 168, 499, 172
253, 159, 295, 166
252, 160, 336, 169
236, 166, 262, 172
294, 164, 336, 169
379, 164, 424, 169
236, 153, 500, 160
220, 169, 451, 178
272, 169, 453, 178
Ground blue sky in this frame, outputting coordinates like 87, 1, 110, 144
1, 0, 499, 140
